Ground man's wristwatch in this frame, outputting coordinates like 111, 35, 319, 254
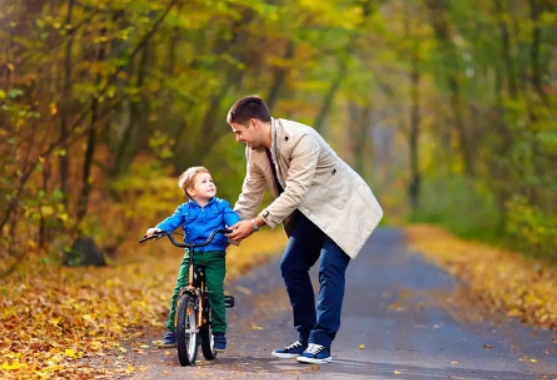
250, 218, 260, 232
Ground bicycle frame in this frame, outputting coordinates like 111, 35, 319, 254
140, 229, 232, 330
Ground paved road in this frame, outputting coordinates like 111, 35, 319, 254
123, 228, 557, 380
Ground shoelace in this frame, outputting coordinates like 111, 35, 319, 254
285, 341, 303, 350
305, 343, 325, 355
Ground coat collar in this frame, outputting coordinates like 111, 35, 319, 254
188, 197, 216, 209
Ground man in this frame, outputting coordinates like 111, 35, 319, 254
226, 95, 383, 364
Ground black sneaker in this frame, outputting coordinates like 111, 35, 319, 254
271, 341, 307, 359
213, 333, 227, 352
158, 331, 176, 348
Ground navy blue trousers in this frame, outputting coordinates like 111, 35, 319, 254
279, 212, 350, 349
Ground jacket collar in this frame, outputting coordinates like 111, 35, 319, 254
270, 117, 280, 163
188, 197, 216, 209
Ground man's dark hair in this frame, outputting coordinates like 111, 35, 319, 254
227, 95, 271, 125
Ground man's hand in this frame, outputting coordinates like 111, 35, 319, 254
226, 220, 256, 241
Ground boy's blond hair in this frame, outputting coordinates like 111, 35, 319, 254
178, 166, 210, 198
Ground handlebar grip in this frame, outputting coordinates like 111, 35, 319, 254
139, 232, 167, 243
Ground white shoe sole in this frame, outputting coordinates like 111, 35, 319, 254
296, 356, 332, 364
272, 352, 300, 359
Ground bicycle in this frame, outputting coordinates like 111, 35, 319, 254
139, 228, 235, 366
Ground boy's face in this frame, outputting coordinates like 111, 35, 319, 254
187, 172, 216, 201
230, 119, 263, 149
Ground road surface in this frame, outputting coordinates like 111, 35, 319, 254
114, 228, 557, 380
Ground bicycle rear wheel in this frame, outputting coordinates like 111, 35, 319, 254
200, 305, 217, 360
176, 294, 198, 366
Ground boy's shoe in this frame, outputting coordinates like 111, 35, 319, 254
158, 331, 176, 348
213, 333, 227, 352
271, 341, 307, 359
296, 343, 332, 364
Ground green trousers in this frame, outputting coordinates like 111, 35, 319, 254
167, 250, 227, 334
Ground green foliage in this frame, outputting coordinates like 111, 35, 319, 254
407, 173, 503, 244
506, 195, 557, 259
1, 0, 557, 266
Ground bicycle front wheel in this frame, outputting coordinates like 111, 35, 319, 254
176, 293, 198, 366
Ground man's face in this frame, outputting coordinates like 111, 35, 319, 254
230, 119, 262, 149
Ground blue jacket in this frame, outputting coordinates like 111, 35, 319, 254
156, 197, 240, 253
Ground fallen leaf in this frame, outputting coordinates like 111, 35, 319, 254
483, 344, 493, 349
65, 349, 77, 358
529, 358, 538, 363
394, 370, 401, 375
358, 344, 365, 349
451, 361, 457, 365
235, 285, 252, 295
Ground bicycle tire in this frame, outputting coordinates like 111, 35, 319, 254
200, 305, 217, 360
176, 293, 198, 366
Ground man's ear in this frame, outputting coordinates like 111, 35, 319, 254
250, 118, 258, 130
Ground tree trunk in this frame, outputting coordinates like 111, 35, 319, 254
266, 40, 295, 110
493, 0, 518, 99
111, 41, 149, 177
529, 0, 549, 106
76, 27, 106, 227
425, 0, 475, 176
314, 0, 374, 136
59, 0, 74, 209
408, 62, 421, 210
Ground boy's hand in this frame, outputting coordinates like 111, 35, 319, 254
145, 227, 162, 237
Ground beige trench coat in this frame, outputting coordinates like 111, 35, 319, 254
233, 118, 383, 259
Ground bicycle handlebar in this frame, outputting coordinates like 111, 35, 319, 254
139, 228, 233, 248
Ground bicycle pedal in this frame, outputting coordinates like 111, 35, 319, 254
224, 295, 235, 308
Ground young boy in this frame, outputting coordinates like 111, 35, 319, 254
145, 166, 240, 351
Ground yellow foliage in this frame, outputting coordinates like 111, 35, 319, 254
0, 230, 287, 379
405, 224, 557, 330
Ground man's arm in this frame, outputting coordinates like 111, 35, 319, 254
258, 134, 319, 228
227, 135, 319, 241
233, 148, 267, 220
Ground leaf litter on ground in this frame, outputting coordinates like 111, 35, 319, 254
405, 225, 557, 332
0, 230, 286, 379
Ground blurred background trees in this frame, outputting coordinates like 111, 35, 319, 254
1, 0, 556, 273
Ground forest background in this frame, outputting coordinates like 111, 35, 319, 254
2, 0, 556, 270
1, 0, 557, 377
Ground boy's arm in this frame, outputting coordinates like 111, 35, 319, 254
223, 200, 242, 246
223, 200, 241, 227
156, 204, 186, 232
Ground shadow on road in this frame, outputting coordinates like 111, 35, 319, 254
188, 356, 556, 380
